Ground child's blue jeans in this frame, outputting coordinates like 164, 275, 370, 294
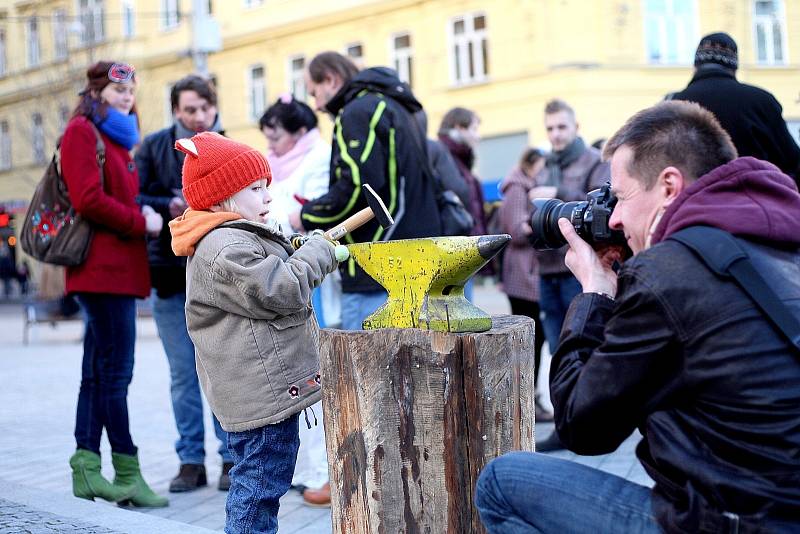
225, 414, 300, 534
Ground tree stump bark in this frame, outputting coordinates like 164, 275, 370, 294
319, 315, 536, 534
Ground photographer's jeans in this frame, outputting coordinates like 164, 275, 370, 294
74, 293, 137, 455
152, 291, 231, 465
225, 414, 300, 534
539, 273, 582, 354
475, 452, 661, 534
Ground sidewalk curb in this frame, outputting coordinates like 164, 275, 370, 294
0, 478, 217, 533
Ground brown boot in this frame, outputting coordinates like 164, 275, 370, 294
169, 464, 207, 493
302, 482, 331, 507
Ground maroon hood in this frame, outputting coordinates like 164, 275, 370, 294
651, 157, 800, 247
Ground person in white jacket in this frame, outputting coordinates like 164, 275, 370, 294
259, 94, 338, 507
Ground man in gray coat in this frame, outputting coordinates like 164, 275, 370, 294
531, 99, 609, 450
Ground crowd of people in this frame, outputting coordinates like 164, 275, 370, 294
36, 29, 800, 534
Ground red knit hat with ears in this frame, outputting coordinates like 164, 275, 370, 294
175, 132, 272, 210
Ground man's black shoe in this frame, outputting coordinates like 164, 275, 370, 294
536, 431, 566, 452
218, 462, 233, 491
169, 464, 207, 493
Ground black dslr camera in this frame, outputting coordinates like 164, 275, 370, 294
529, 182, 627, 250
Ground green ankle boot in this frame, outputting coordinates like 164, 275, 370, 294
69, 449, 134, 502
111, 452, 169, 508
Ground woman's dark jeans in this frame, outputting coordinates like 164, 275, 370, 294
74, 293, 137, 455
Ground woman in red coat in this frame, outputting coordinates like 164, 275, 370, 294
61, 61, 167, 507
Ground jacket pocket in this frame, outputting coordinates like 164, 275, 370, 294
267, 309, 320, 385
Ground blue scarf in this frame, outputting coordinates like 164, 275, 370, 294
92, 106, 140, 150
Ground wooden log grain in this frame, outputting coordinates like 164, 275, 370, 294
320, 315, 536, 534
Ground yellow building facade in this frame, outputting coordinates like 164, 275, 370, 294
0, 0, 798, 215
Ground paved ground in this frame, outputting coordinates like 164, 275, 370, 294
0, 281, 650, 532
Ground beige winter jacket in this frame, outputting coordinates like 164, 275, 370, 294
184, 219, 338, 432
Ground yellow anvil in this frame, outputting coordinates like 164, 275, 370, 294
346, 235, 510, 332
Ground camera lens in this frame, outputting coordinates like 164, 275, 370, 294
529, 199, 583, 249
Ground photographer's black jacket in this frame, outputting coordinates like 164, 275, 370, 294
300, 67, 441, 293
550, 158, 800, 532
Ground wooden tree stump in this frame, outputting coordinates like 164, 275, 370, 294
320, 315, 536, 534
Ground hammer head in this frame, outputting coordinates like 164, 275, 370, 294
362, 184, 394, 229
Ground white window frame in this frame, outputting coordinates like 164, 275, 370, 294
164, 82, 174, 127
448, 13, 488, 86
0, 121, 11, 171
390, 32, 413, 87
77, 0, 105, 45
161, 0, 179, 30
27, 17, 40, 68
247, 64, 266, 122
32, 113, 46, 165
121, 0, 135, 38
643, 0, 698, 65
753, 0, 788, 65
243, 0, 264, 8
53, 10, 68, 59
287, 55, 306, 101
345, 42, 364, 68
0, 29, 7, 77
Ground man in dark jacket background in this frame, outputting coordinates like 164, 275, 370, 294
475, 101, 800, 533
669, 32, 800, 182
136, 75, 233, 492
294, 52, 441, 330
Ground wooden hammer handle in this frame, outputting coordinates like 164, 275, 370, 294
324, 207, 374, 241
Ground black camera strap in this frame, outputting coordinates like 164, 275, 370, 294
669, 226, 800, 353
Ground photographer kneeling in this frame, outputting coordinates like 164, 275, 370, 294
475, 101, 800, 533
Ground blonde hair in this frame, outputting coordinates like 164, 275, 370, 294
215, 196, 240, 214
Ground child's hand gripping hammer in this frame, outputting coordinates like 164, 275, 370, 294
291, 184, 395, 260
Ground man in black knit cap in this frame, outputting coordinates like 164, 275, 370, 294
668, 32, 800, 182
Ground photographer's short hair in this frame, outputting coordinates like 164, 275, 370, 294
308, 52, 359, 85
438, 107, 476, 136
544, 99, 575, 119
603, 101, 737, 189
259, 97, 318, 134
171, 75, 217, 110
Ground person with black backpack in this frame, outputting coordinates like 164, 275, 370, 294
475, 101, 800, 533
292, 52, 441, 330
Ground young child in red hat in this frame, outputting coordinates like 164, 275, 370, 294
169, 131, 345, 534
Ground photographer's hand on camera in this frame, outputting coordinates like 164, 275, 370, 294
558, 218, 621, 299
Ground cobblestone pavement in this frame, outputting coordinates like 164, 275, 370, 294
0, 282, 650, 532
0, 498, 121, 534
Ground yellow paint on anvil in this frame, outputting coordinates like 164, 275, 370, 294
347, 235, 510, 333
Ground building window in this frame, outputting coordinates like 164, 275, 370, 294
449, 13, 488, 85
32, 114, 46, 165
78, 0, 105, 45
288, 55, 306, 101
0, 121, 11, 170
122, 0, 135, 38
644, 0, 697, 64
391, 32, 413, 87
27, 17, 40, 68
162, 0, 179, 30
53, 10, 68, 59
0, 30, 6, 77
345, 42, 364, 68
248, 65, 266, 121
243, 0, 263, 7
754, 0, 787, 65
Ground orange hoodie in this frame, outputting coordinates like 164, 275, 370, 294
169, 209, 242, 257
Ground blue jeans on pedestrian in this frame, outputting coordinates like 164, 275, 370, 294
152, 291, 231, 465
475, 452, 661, 534
539, 273, 582, 354
74, 293, 138, 455
225, 414, 300, 534
341, 290, 388, 330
